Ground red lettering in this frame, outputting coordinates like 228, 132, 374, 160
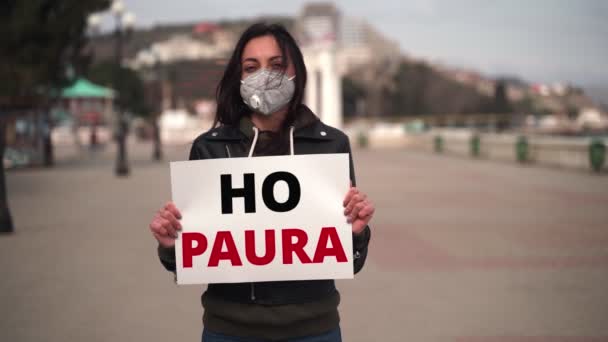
183, 227, 345, 268
208, 231, 243, 267
245, 230, 276, 266
282, 228, 312, 264
313, 227, 347, 263
182, 232, 208, 268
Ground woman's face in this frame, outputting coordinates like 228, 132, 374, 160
241, 35, 296, 80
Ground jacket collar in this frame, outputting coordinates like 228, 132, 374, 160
292, 120, 335, 141
204, 105, 336, 142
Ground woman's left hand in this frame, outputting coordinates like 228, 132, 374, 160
343, 186, 375, 235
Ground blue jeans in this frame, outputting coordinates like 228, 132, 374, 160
202, 327, 342, 342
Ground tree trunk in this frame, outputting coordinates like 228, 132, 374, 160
152, 116, 162, 161
0, 118, 15, 234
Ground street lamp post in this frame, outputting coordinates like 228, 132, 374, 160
111, 0, 135, 176
87, 14, 102, 150
151, 49, 164, 161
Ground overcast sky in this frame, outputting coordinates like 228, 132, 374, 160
103, 0, 607, 89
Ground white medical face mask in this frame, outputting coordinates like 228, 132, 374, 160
240, 69, 296, 115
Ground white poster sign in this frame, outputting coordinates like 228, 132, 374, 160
170, 154, 353, 285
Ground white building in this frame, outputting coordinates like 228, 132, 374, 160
337, 17, 401, 75
298, 3, 342, 128
296, 3, 401, 128
129, 32, 234, 69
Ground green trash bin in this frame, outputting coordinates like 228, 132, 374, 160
470, 135, 481, 157
434, 135, 443, 153
516, 136, 528, 163
589, 138, 606, 172
357, 132, 368, 148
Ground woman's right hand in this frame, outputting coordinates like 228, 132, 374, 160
149, 202, 182, 248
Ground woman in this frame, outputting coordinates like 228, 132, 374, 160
149, 23, 375, 342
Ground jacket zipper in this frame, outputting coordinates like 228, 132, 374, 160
227, 143, 257, 301
227, 143, 256, 300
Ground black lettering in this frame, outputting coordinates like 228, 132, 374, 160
262, 172, 301, 212
221, 173, 256, 214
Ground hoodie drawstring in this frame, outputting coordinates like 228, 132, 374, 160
289, 126, 295, 155
248, 126, 295, 157
248, 127, 259, 158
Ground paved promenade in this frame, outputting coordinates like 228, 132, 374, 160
2, 142, 607, 342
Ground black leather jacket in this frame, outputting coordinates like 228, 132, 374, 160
158, 108, 371, 305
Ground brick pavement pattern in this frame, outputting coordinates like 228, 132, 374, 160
1, 144, 607, 342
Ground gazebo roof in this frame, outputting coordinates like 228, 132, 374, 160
61, 78, 115, 99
